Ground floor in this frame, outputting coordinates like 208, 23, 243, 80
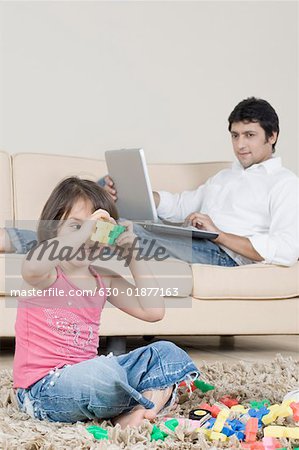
1, 335, 298, 369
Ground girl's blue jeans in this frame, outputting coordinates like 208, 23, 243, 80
16, 341, 199, 423
5, 224, 237, 266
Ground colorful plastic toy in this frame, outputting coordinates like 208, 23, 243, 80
250, 399, 271, 410
245, 417, 258, 443
262, 437, 283, 450
150, 425, 168, 441
164, 418, 179, 432
86, 425, 108, 440
263, 425, 299, 439
248, 406, 270, 427
189, 408, 211, 425
262, 405, 281, 425
193, 379, 215, 392
231, 404, 249, 414
290, 401, 299, 421
158, 391, 299, 446
212, 408, 230, 432
198, 402, 221, 418
220, 395, 239, 407
242, 442, 265, 450
162, 416, 208, 430
90, 220, 126, 245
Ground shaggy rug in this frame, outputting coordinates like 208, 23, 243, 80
0, 355, 298, 450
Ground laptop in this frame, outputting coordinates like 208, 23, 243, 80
105, 148, 218, 240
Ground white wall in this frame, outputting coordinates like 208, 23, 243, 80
0, 1, 298, 172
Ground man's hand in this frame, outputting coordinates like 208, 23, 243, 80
101, 175, 117, 201
184, 211, 264, 262
184, 212, 221, 234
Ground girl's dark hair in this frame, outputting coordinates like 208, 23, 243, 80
228, 97, 280, 152
37, 177, 119, 242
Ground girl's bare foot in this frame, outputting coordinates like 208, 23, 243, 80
113, 386, 173, 429
113, 405, 157, 428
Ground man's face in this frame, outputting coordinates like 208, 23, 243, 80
230, 121, 277, 169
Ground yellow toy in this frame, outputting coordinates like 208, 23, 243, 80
213, 409, 230, 432
90, 220, 126, 245
263, 425, 299, 439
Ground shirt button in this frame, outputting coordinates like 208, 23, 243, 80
50, 381, 55, 386
68, 301, 72, 306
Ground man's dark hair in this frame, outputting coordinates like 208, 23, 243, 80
37, 177, 119, 243
228, 97, 280, 152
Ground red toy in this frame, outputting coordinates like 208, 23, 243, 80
198, 402, 221, 418
220, 395, 239, 408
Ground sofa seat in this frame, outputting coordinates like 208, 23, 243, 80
1, 253, 298, 300
192, 261, 299, 299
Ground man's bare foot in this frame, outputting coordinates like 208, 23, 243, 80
113, 386, 173, 429
0, 229, 12, 252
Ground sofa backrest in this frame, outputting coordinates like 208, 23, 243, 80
11, 152, 231, 225
148, 161, 231, 192
0, 150, 13, 227
12, 153, 107, 226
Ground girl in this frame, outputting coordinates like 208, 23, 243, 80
13, 177, 199, 428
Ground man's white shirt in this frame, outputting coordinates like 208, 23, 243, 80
157, 157, 299, 266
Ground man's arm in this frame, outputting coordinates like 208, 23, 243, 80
153, 187, 206, 222
186, 212, 263, 262
215, 232, 263, 261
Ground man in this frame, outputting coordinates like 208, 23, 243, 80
149, 97, 299, 266
1, 97, 298, 266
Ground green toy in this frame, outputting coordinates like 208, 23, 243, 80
250, 399, 271, 409
164, 418, 179, 432
107, 224, 126, 245
194, 379, 215, 392
90, 220, 126, 245
86, 425, 108, 440
150, 425, 168, 441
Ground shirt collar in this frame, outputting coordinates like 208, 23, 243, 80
232, 156, 282, 174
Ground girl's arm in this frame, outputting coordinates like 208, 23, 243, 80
104, 221, 165, 322
22, 209, 113, 289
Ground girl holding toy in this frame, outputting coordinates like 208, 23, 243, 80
13, 177, 199, 428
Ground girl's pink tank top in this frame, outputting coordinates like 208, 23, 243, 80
13, 266, 107, 389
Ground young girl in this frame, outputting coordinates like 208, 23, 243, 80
13, 177, 199, 428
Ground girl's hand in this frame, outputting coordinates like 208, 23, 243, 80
90, 208, 116, 223
114, 220, 138, 251
79, 209, 116, 242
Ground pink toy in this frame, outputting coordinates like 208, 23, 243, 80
262, 437, 281, 450
162, 417, 202, 430
290, 401, 299, 421
245, 418, 258, 443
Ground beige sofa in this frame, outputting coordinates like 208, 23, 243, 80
1, 150, 298, 338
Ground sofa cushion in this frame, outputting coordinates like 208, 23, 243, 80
2, 253, 298, 300
192, 262, 299, 299
0, 150, 13, 228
